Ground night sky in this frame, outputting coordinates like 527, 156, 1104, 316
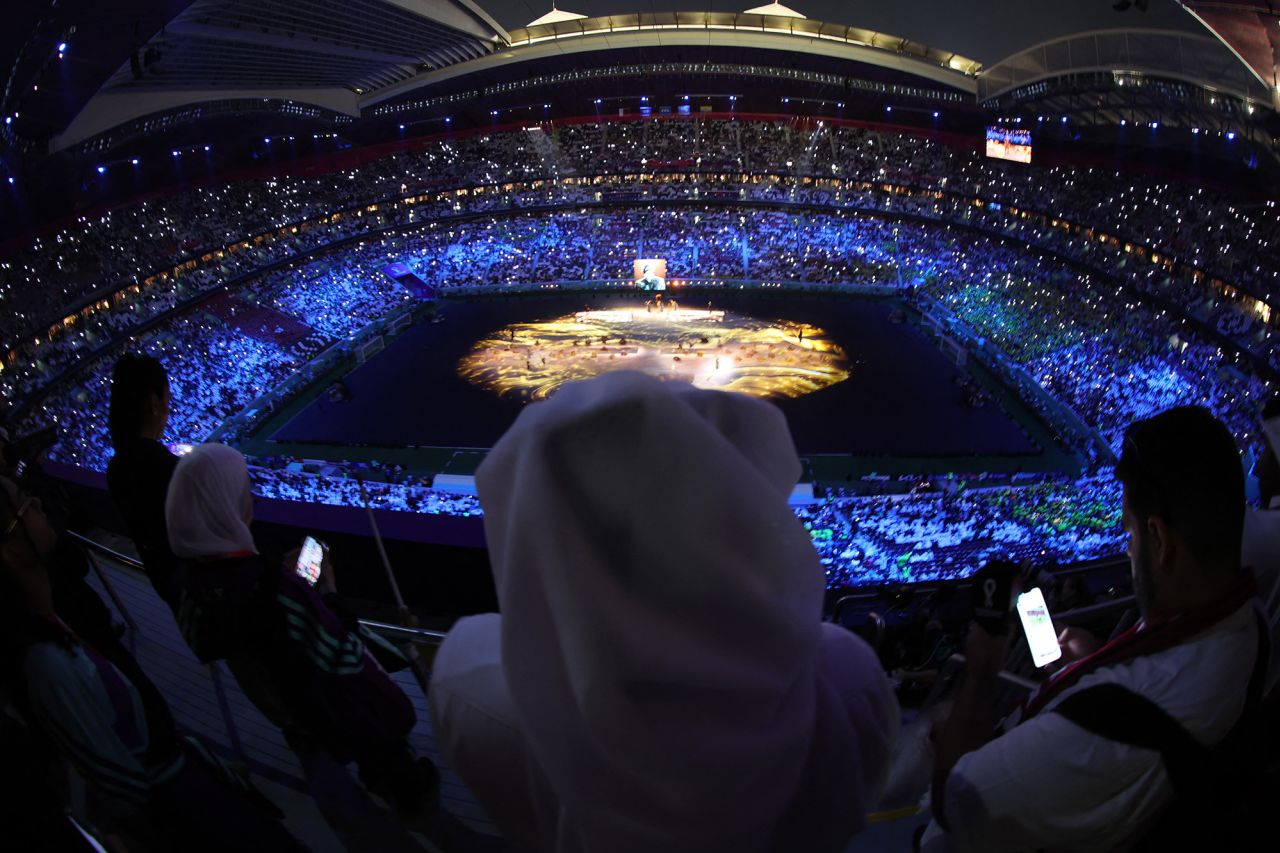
479, 0, 1206, 64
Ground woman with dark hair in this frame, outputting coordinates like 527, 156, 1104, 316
106, 353, 181, 602
0, 474, 303, 852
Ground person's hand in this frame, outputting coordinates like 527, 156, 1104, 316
316, 550, 337, 596
1056, 626, 1101, 666
963, 623, 1010, 683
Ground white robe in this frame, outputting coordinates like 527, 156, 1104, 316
430, 371, 898, 853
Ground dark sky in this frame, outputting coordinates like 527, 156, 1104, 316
480, 0, 1206, 64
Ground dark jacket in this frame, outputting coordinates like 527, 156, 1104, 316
106, 437, 179, 600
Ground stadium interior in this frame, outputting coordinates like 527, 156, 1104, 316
1, 1, 1279, 851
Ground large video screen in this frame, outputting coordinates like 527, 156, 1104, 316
634, 258, 668, 291
985, 127, 1032, 164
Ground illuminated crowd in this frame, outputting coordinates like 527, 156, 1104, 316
4, 117, 1278, 587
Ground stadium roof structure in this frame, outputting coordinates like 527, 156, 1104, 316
363, 10, 985, 109
51, 0, 509, 150
978, 27, 1270, 104
0, 1, 1273, 163
1181, 1, 1280, 107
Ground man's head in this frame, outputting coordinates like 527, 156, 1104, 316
1115, 406, 1245, 617
108, 353, 170, 447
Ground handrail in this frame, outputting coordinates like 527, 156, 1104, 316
66, 529, 448, 647
355, 618, 447, 646
64, 529, 148, 571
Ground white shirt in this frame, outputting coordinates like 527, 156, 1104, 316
923, 602, 1259, 853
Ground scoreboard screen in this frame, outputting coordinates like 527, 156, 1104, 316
985, 127, 1032, 164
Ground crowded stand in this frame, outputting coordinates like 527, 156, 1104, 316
796, 472, 1124, 588
0, 116, 1271, 602
6, 154, 1275, 591
3, 118, 1280, 346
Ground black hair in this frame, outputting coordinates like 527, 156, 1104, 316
108, 353, 168, 448
1115, 406, 1244, 570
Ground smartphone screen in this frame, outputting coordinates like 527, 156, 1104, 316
296, 536, 325, 586
1017, 588, 1062, 668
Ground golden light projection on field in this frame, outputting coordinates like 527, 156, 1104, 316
457, 306, 850, 400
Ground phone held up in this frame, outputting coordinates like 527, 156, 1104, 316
970, 559, 1062, 668
296, 536, 327, 586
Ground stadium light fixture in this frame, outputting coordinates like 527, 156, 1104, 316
885, 105, 891, 112
171, 150, 179, 157
399, 124, 405, 130
96, 165, 105, 174
1061, 116, 1068, 123
58, 42, 67, 52
1227, 131, 1236, 140
933, 111, 939, 118
6, 177, 13, 185
130, 158, 139, 165
203, 145, 210, 151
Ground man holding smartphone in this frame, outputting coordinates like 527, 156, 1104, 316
924, 407, 1265, 851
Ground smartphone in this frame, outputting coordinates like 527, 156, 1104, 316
1016, 587, 1062, 668
296, 536, 326, 586
169, 443, 195, 457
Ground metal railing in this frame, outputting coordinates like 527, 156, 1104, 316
64, 529, 445, 648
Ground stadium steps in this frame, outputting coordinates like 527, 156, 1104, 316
78, 534, 500, 850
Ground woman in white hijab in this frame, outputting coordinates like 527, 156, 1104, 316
164, 443, 434, 818
430, 371, 898, 853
